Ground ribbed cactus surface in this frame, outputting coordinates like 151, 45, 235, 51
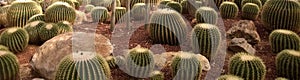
241, 0, 262, 8
45, 2, 76, 23
217, 75, 244, 80
38, 23, 59, 42
131, 3, 146, 20
241, 3, 260, 20
0, 50, 19, 80
195, 7, 218, 24
276, 50, 300, 80
56, 21, 73, 34
0, 27, 29, 53
27, 14, 45, 23
0, 45, 9, 51
91, 7, 110, 23
269, 29, 300, 54
24, 21, 46, 44
166, 1, 182, 13
115, 7, 127, 23
219, 1, 239, 19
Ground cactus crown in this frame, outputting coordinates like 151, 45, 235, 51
281, 49, 300, 57
128, 45, 151, 56
7, 28, 18, 33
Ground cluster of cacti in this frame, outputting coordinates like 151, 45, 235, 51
229, 52, 266, 80
166, 1, 182, 13
130, 0, 145, 8
276, 50, 300, 80
91, 7, 110, 23
0, 45, 9, 51
195, 7, 218, 24
84, 4, 95, 13
125, 45, 154, 78
56, 21, 73, 34
0, 5, 10, 26
45, 2, 76, 23
0, 50, 19, 80
191, 23, 221, 60
115, 7, 127, 23
131, 3, 146, 20
241, 0, 262, 8
261, 0, 300, 32
217, 75, 244, 80
24, 21, 46, 44
55, 53, 111, 80
269, 29, 300, 54
7, 0, 42, 27
150, 70, 164, 80
149, 9, 187, 45
241, 3, 260, 20
0, 27, 29, 53
219, 1, 239, 19
38, 23, 59, 42
171, 52, 201, 80
27, 14, 45, 23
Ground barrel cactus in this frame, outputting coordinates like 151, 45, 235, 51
0, 27, 29, 53
213, 0, 233, 8
195, 7, 218, 24
261, 0, 300, 32
38, 23, 59, 42
171, 52, 202, 80
0, 50, 19, 80
166, 1, 182, 13
217, 75, 244, 80
7, 0, 42, 27
180, 0, 188, 14
27, 14, 45, 23
241, 3, 260, 20
131, 3, 146, 20
24, 21, 46, 44
125, 45, 155, 78
150, 70, 164, 80
276, 50, 300, 80
229, 52, 266, 80
55, 53, 111, 80
45, 2, 76, 23
219, 1, 239, 19
0, 45, 9, 51
191, 23, 221, 61
84, 4, 95, 13
56, 21, 73, 34
241, 0, 262, 8
269, 29, 300, 54
115, 7, 127, 23
91, 7, 110, 23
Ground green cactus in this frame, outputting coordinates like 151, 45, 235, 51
275, 77, 289, 80
115, 7, 126, 23
0, 45, 9, 51
150, 70, 164, 80
56, 21, 73, 34
219, 1, 239, 19
38, 23, 59, 42
261, 0, 300, 32
55, 53, 111, 80
131, 3, 146, 20
7, 0, 42, 27
166, 1, 182, 13
241, 0, 262, 8
24, 21, 46, 44
229, 52, 266, 80
180, 0, 188, 14
149, 9, 187, 45
0, 5, 10, 27
0, 27, 29, 53
125, 45, 155, 78
191, 23, 221, 61
130, 0, 145, 8
0, 50, 19, 80
241, 3, 260, 20
45, 2, 76, 24
84, 4, 95, 13
217, 75, 244, 80
27, 14, 45, 23
91, 7, 110, 23
171, 52, 202, 80
269, 29, 300, 54
276, 50, 300, 80
195, 7, 218, 24
213, 0, 233, 8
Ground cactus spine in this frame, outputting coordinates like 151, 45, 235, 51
241, 0, 262, 8
91, 7, 110, 23
45, 2, 76, 23
269, 29, 300, 54
115, 7, 127, 23
38, 23, 59, 42
0, 50, 19, 80
229, 52, 266, 80
219, 1, 239, 19
56, 21, 73, 34
150, 70, 164, 80
24, 21, 46, 44
217, 75, 244, 80
195, 7, 218, 24
166, 1, 182, 13
276, 50, 300, 80
171, 52, 201, 80
191, 23, 221, 61
131, 3, 146, 20
241, 3, 260, 20
7, 0, 42, 27
27, 14, 45, 23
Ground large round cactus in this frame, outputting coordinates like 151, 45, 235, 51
166, 1, 182, 13
115, 7, 127, 23
191, 23, 221, 61
269, 29, 300, 54
0, 50, 19, 80
84, 4, 95, 13
241, 3, 260, 20
261, 0, 300, 32
27, 14, 45, 23
171, 52, 202, 80
229, 52, 266, 80
38, 23, 59, 42
91, 7, 110, 23
131, 3, 146, 20
150, 70, 164, 80
24, 21, 46, 44
149, 9, 187, 45
241, 0, 262, 8
45, 2, 76, 23
0, 27, 29, 53
125, 45, 155, 78
219, 1, 239, 19
195, 7, 218, 24
56, 21, 73, 34
55, 53, 111, 80
217, 75, 244, 80
7, 0, 42, 27
276, 50, 300, 80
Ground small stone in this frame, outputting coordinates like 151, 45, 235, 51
228, 38, 256, 54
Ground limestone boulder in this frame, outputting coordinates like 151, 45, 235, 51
228, 38, 256, 54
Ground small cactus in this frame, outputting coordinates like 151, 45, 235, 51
217, 75, 244, 80
0, 27, 29, 53
269, 29, 300, 54
0, 50, 19, 80
241, 3, 260, 20
45, 2, 76, 24
171, 51, 202, 80
84, 4, 95, 13
0, 45, 9, 51
191, 23, 221, 61
276, 50, 300, 80
24, 21, 46, 44
38, 23, 59, 42
56, 21, 73, 34
115, 7, 127, 23
195, 7, 218, 24
166, 1, 182, 13
229, 52, 266, 80
91, 7, 110, 23
241, 0, 262, 8
27, 14, 45, 23
219, 1, 239, 19
150, 70, 164, 80
131, 3, 146, 20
